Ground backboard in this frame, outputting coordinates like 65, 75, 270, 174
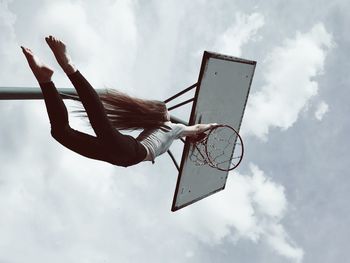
171, 51, 256, 212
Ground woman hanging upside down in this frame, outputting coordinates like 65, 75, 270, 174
21, 36, 217, 167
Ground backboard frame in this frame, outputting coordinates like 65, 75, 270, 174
171, 51, 256, 212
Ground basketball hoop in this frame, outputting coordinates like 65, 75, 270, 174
189, 125, 244, 171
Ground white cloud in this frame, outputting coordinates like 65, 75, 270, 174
0, 0, 23, 86
214, 12, 265, 56
0, 0, 16, 41
265, 224, 304, 263
314, 100, 329, 120
175, 163, 303, 262
28, 0, 138, 89
243, 23, 334, 139
250, 164, 286, 219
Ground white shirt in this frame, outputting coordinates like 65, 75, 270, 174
136, 121, 186, 163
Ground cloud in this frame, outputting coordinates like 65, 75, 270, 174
265, 224, 304, 263
314, 100, 329, 120
243, 23, 334, 139
175, 163, 303, 262
33, 0, 138, 88
214, 12, 265, 56
0, 0, 23, 86
0, 0, 16, 43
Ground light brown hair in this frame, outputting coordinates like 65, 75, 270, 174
73, 89, 170, 131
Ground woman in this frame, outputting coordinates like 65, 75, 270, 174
21, 36, 216, 167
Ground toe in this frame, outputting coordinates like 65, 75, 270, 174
45, 37, 52, 45
22, 49, 32, 60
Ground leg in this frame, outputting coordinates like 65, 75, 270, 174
45, 36, 117, 140
21, 46, 68, 133
66, 70, 116, 139
50, 124, 114, 163
39, 81, 114, 162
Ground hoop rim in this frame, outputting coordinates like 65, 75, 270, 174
204, 124, 244, 171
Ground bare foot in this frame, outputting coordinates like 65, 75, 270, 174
21, 46, 54, 83
45, 35, 76, 75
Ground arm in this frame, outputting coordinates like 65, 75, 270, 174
181, 123, 218, 137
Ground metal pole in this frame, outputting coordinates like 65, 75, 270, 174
163, 83, 197, 103
167, 98, 194, 111
0, 87, 106, 100
167, 150, 180, 172
0, 86, 190, 125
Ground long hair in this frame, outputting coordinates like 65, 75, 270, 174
71, 89, 170, 131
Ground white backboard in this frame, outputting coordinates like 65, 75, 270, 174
171, 51, 256, 211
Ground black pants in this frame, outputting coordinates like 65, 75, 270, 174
39, 71, 147, 167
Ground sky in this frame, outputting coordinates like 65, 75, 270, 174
0, 0, 349, 262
